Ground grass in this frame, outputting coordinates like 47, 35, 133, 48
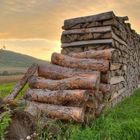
0, 82, 140, 140
0, 82, 28, 100
67, 88, 140, 140
38, 89, 140, 140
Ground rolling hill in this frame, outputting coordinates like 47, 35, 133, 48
0, 50, 47, 67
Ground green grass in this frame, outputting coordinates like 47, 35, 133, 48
0, 82, 28, 100
0, 83, 140, 140
67, 89, 140, 140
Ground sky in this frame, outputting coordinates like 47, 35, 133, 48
0, 0, 140, 61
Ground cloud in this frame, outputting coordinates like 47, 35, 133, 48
0, 0, 140, 40
0, 0, 140, 60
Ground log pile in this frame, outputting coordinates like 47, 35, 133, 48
61, 11, 140, 107
25, 66, 101, 122
11, 11, 140, 123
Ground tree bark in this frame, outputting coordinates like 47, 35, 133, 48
4, 64, 38, 104
38, 62, 100, 79
28, 75, 100, 90
24, 89, 89, 105
51, 52, 109, 72
24, 101, 85, 122
38, 63, 112, 83
67, 49, 117, 60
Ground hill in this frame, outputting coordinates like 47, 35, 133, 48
0, 50, 47, 67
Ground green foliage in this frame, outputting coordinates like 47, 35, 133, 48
0, 50, 47, 67
0, 82, 28, 99
0, 108, 12, 140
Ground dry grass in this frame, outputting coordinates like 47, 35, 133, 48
0, 67, 27, 75
0, 75, 23, 84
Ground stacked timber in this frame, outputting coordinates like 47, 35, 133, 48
24, 63, 101, 123
23, 11, 140, 123
61, 11, 140, 107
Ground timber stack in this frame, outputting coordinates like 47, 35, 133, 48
61, 11, 140, 106
18, 11, 140, 123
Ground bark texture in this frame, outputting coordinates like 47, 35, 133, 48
51, 52, 109, 72
25, 101, 85, 122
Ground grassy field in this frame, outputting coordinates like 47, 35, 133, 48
0, 66, 26, 84
0, 82, 28, 99
0, 83, 140, 140
0, 67, 27, 74
0, 75, 23, 84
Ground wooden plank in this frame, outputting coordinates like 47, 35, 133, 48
64, 11, 115, 27
61, 39, 113, 48
62, 26, 112, 35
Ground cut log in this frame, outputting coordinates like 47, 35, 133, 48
51, 52, 109, 72
68, 49, 117, 60
4, 64, 38, 104
110, 63, 122, 70
38, 63, 112, 83
24, 89, 89, 105
63, 11, 115, 29
38, 63, 99, 80
25, 101, 85, 122
28, 75, 100, 90
62, 26, 112, 35
61, 39, 113, 48
110, 76, 125, 84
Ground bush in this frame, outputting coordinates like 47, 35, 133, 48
2, 71, 9, 76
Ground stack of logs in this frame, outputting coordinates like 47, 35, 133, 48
24, 11, 140, 123
61, 11, 140, 106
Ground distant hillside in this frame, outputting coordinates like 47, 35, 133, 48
0, 50, 47, 67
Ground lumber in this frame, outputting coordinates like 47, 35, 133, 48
51, 52, 109, 72
25, 101, 85, 122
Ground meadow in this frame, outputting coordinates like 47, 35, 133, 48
0, 75, 23, 84
0, 66, 26, 84
0, 82, 140, 140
